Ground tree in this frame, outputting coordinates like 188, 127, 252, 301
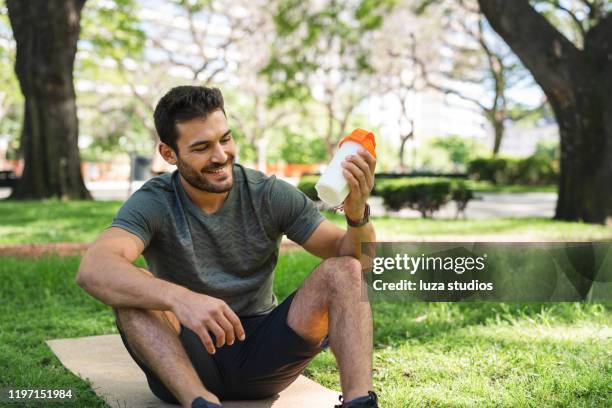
371, 16, 421, 170
81, 0, 277, 168
371, 2, 439, 171
477, 0, 611, 224
416, 0, 546, 157
431, 134, 487, 170
77, 0, 154, 180
6, 0, 91, 199
220, 0, 295, 170
264, 0, 394, 159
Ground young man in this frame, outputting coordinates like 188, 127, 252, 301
76, 86, 378, 408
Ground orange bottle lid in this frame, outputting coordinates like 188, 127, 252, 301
339, 128, 377, 158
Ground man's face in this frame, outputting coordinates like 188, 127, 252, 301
170, 110, 237, 193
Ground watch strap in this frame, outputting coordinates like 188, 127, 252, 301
345, 204, 370, 227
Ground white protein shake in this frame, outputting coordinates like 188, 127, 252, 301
315, 129, 377, 207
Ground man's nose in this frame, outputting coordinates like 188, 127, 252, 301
210, 142, 228, 163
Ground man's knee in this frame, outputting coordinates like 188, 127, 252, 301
319, 256, 364, 295
114, 307, 147, 330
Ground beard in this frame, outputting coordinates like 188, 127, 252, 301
176, 155, 235, 193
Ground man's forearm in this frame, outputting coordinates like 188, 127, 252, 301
77, 250, 188, 311
337, 222, 376, 258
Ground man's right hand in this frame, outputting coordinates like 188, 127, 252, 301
172, 290, 246, 355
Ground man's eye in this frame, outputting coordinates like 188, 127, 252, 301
193, 146, 208, 152
221, 136, 231, 143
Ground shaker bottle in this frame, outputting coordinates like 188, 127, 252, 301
315, 128, 377, 207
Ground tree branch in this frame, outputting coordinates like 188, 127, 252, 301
552, 0, 587, 39
477, 0, 580, 103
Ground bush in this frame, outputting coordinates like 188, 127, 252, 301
515, 156, 558, 185
297, 175, 319, 202
468, 156, 558, 185
451, 180, 474, 218
467, 158, 513, 184
376, 178, 472, 218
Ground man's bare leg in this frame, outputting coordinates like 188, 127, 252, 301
114, 269, 221, 406
115, 306, 220, 407
287, 256, 373, 401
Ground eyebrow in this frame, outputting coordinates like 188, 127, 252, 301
187, 129, 232, 149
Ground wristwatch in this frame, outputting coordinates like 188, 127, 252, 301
345, 204, 370, 227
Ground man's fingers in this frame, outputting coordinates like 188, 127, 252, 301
196, 328, 216, 355
224, 307, 246, 341
206, 320, 226, 348
343, 169, 361, 196
216, 314, 236, 346
343, 161, 368, 194
358, 149, 377, 174
352, 152, 376, 191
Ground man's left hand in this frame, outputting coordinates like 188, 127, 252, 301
341, 148, 377, 221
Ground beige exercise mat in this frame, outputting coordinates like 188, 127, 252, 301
47, 334, 339, 408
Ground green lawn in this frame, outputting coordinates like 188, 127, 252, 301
0, 253, 610, 407
324, 213, 612, 241
0, 200, 122, 244
1, 200, 611, 244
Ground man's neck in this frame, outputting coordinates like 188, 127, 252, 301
179, 175, 230, 215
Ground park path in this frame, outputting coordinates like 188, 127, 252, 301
369, 193, 556, 219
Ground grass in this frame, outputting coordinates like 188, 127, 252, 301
0, 200, 121, 244
324, 213, 612, 241
1, 253, 610, 407
1, 200, 611, 245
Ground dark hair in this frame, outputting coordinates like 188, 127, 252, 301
154, 86, 226, 152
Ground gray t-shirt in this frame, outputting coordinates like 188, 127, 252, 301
110, 164, 325, 316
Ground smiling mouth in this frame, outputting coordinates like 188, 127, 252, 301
205, 164, 230, 174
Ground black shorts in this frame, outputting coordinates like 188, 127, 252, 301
117, 291, 329, 403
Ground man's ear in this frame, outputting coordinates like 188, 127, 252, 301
159, 142, 178, 165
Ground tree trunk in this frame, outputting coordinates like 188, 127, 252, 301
7, 0, 91, 200
552, 76, 610, 223
478, 0, 611, 224
399, 134, 411, 170
491, 112, 504, 157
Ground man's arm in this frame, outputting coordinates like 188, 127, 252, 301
302, 147, 376, 259
76, 227, 188, 310
301, 219, 375, 259
76, 227, 245, 354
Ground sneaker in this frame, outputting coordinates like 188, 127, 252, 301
334, 391, 379, 407
191, 396, 223, 408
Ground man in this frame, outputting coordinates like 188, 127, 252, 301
76, 86, 378, 408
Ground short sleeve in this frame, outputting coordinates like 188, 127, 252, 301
268, 177, 325, 245
110, 188, 165, 248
